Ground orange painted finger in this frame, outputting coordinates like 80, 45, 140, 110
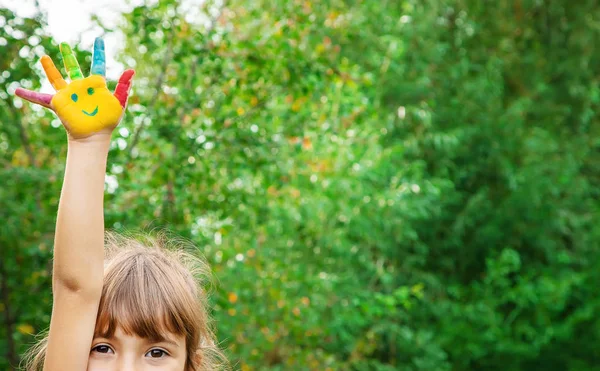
41, 55, 67, 91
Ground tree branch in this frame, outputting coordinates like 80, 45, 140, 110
4, 100, 43, 211
127, 1, 226, 162
126, 27, 175, 160
5, 99, 36, 167
160, 2, 227, 221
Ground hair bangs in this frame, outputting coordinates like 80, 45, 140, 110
94, 250, 194, 341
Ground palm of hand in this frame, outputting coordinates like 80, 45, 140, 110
15, 38, 135, 139
52, 75, 123, 136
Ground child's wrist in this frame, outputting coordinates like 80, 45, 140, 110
67, 132, 112, 153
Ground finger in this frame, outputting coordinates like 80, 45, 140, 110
90, 37, 106, 77
15, 88, 53, 109
113, 69, 135, 108
41, 56, 67, 91
60, 42, 84, 80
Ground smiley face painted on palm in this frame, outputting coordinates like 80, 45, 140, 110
14, 38, 135, 138
52, 75, 123, 136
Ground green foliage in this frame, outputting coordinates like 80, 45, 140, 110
1, 0, 600, 370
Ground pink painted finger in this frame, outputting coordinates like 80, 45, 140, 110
113, 69, 135, 108
15, 88, 53, 109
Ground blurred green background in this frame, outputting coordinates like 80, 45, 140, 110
1, 0, 600, 370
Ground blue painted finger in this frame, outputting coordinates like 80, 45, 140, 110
90, 37, 106, 77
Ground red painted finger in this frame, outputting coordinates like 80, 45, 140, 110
15, 88, 53, 109
113, 69, 135, 108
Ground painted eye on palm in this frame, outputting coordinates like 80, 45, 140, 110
71, 88, 98, 116
15, 37, 135, 138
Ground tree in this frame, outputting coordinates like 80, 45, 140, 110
1, 0, 599, 370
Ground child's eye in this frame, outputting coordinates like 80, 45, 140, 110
71, 93, 78, 102
92, 344, 114, 354
145, 348, 168, 358
87, 87, 94, 95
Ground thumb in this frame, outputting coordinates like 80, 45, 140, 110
15, 88, 53, 109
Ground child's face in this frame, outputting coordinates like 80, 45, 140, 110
87, 326, 187, 370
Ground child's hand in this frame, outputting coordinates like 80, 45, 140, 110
15, 37, 135, 139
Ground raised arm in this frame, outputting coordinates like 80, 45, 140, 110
54, 135, 110, 293
15, 38, 134, 371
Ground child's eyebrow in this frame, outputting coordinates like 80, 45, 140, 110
156, 338, 180, 348
92, 335, 120, 345
146, 334, 181, 348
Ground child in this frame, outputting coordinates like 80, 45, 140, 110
15, 38, 226, 370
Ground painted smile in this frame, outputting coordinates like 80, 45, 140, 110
82, 106, 99, 116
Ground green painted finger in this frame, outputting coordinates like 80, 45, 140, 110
60, 42, 83, 80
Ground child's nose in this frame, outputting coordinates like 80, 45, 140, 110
115, 355, 140, 371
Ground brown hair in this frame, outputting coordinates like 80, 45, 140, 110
22, 231, 227, 370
